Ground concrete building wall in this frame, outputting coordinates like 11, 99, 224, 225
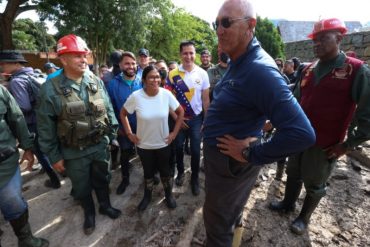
285, 31, 370, 64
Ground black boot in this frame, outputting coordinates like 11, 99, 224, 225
44, 168, 61, 189
290, 195, 321, 235
161, 177, 177, 209
275, 160, 285, 181
110, 145, 121, 170
116, 149, 131, 195
175, 173, 184, 186
116, 176, 130, 195
96, 187, 121, 219
80, 194, 96, 235
138, 179, 154, 211
9, 209, 49, 247
190, 175, 200, 196
153, 173, 160, 185
269, 177, 302, 213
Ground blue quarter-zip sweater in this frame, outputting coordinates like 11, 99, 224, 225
203, 37, 315, 165
106, 73, 142, 130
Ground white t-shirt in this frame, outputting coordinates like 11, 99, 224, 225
124, 87, 180, 150
178, 64, 210, 115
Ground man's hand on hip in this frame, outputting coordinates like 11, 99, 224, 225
217, 135, 257, 162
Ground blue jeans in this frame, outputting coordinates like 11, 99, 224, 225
28, 123, 54, 174
176, 114, 202, 178
0, 167, 27, 221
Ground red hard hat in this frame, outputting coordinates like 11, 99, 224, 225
57, 34, 90, 55
308, 18, 347, 39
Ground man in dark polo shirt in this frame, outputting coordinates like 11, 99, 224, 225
202, 0, 315, 246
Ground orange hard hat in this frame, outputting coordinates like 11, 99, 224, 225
308, 18, 347, 39
57, 34, 90, 56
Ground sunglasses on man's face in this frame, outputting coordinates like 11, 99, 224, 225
213, 17, 251, 30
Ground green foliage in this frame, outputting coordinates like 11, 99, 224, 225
146, 7, 216, 63
37, 0, 217, 66
12, 18, 56, 51
255, 16, 285, 59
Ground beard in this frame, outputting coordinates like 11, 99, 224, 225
123, 68, 136, 78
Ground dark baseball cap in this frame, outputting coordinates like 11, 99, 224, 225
138, 48, 149, 57
44, 62, 60, 70
201, 50, 211, 56
0, 50, 28, 63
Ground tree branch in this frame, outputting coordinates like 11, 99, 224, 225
3, 0, 22, 19
16, 4, 38, 18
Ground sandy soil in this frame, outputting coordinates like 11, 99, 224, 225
1, 149, 369, 247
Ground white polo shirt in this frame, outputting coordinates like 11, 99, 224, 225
178, 64, 210, 115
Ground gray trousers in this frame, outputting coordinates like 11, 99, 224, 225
203, 143, 261, 247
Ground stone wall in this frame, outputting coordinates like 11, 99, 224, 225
285, 31, 370, 64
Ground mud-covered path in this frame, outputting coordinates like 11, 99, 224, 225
1, 149, 369, 247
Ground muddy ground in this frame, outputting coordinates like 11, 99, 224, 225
1, 147, 369, 247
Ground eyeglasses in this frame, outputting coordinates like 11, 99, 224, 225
147, 75, 161, 81
276, 63, 283, 67
213, 17, 251, 30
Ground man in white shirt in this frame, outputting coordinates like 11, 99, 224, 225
166, 40, 210, 196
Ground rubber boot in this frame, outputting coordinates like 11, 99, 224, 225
96, 187, 121, 219
290, 195, 321, 235
190, 174, 200, 196
153, 173, 160, 185
80, 194, 96, 235
275, 160, 285, 181
161, 177, 177, 209
116, 149, 131, 195
9, 209, 49, 247
138, 178, 154, 211
269, 176, 303, 213
175, 173, 184, 186
44, 168, 61, 189
116, 176, 130, 195
110, 145, 120, 170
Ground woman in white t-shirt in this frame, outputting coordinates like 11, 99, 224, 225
120, 65, 184, 211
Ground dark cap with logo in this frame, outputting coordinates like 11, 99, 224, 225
138, 48, 149, 57
201, 50, 211, 56
0, 50, 28, 63
44, 62, 60, 70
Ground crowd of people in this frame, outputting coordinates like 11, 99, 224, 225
1, 0, 370, 246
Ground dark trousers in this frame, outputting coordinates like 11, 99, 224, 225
28, 123, 55, 174
175, 114, 202, 178
137, 146, 171, 179
286, 146, 336, 199
203, 143, 261, 247
168, 117, 176, 177
64, 147, 111, 200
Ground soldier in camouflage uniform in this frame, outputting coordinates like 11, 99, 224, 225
36, 34, 121, 235
0, 84, 48, 246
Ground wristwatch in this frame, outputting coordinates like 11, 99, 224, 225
242, 147, 250, 162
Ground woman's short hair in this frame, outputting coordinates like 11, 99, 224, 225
142, 65, 159, 82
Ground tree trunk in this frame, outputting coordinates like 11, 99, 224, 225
0, 0, 37, 50
0, 15, 15, 49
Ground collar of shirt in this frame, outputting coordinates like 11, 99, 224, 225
179, 64, 198, 74
61, 71, 92, 92
229, 37, 260, 68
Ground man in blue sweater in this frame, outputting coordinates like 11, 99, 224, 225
106, 51, 142, 195
202, 0, 316, 246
